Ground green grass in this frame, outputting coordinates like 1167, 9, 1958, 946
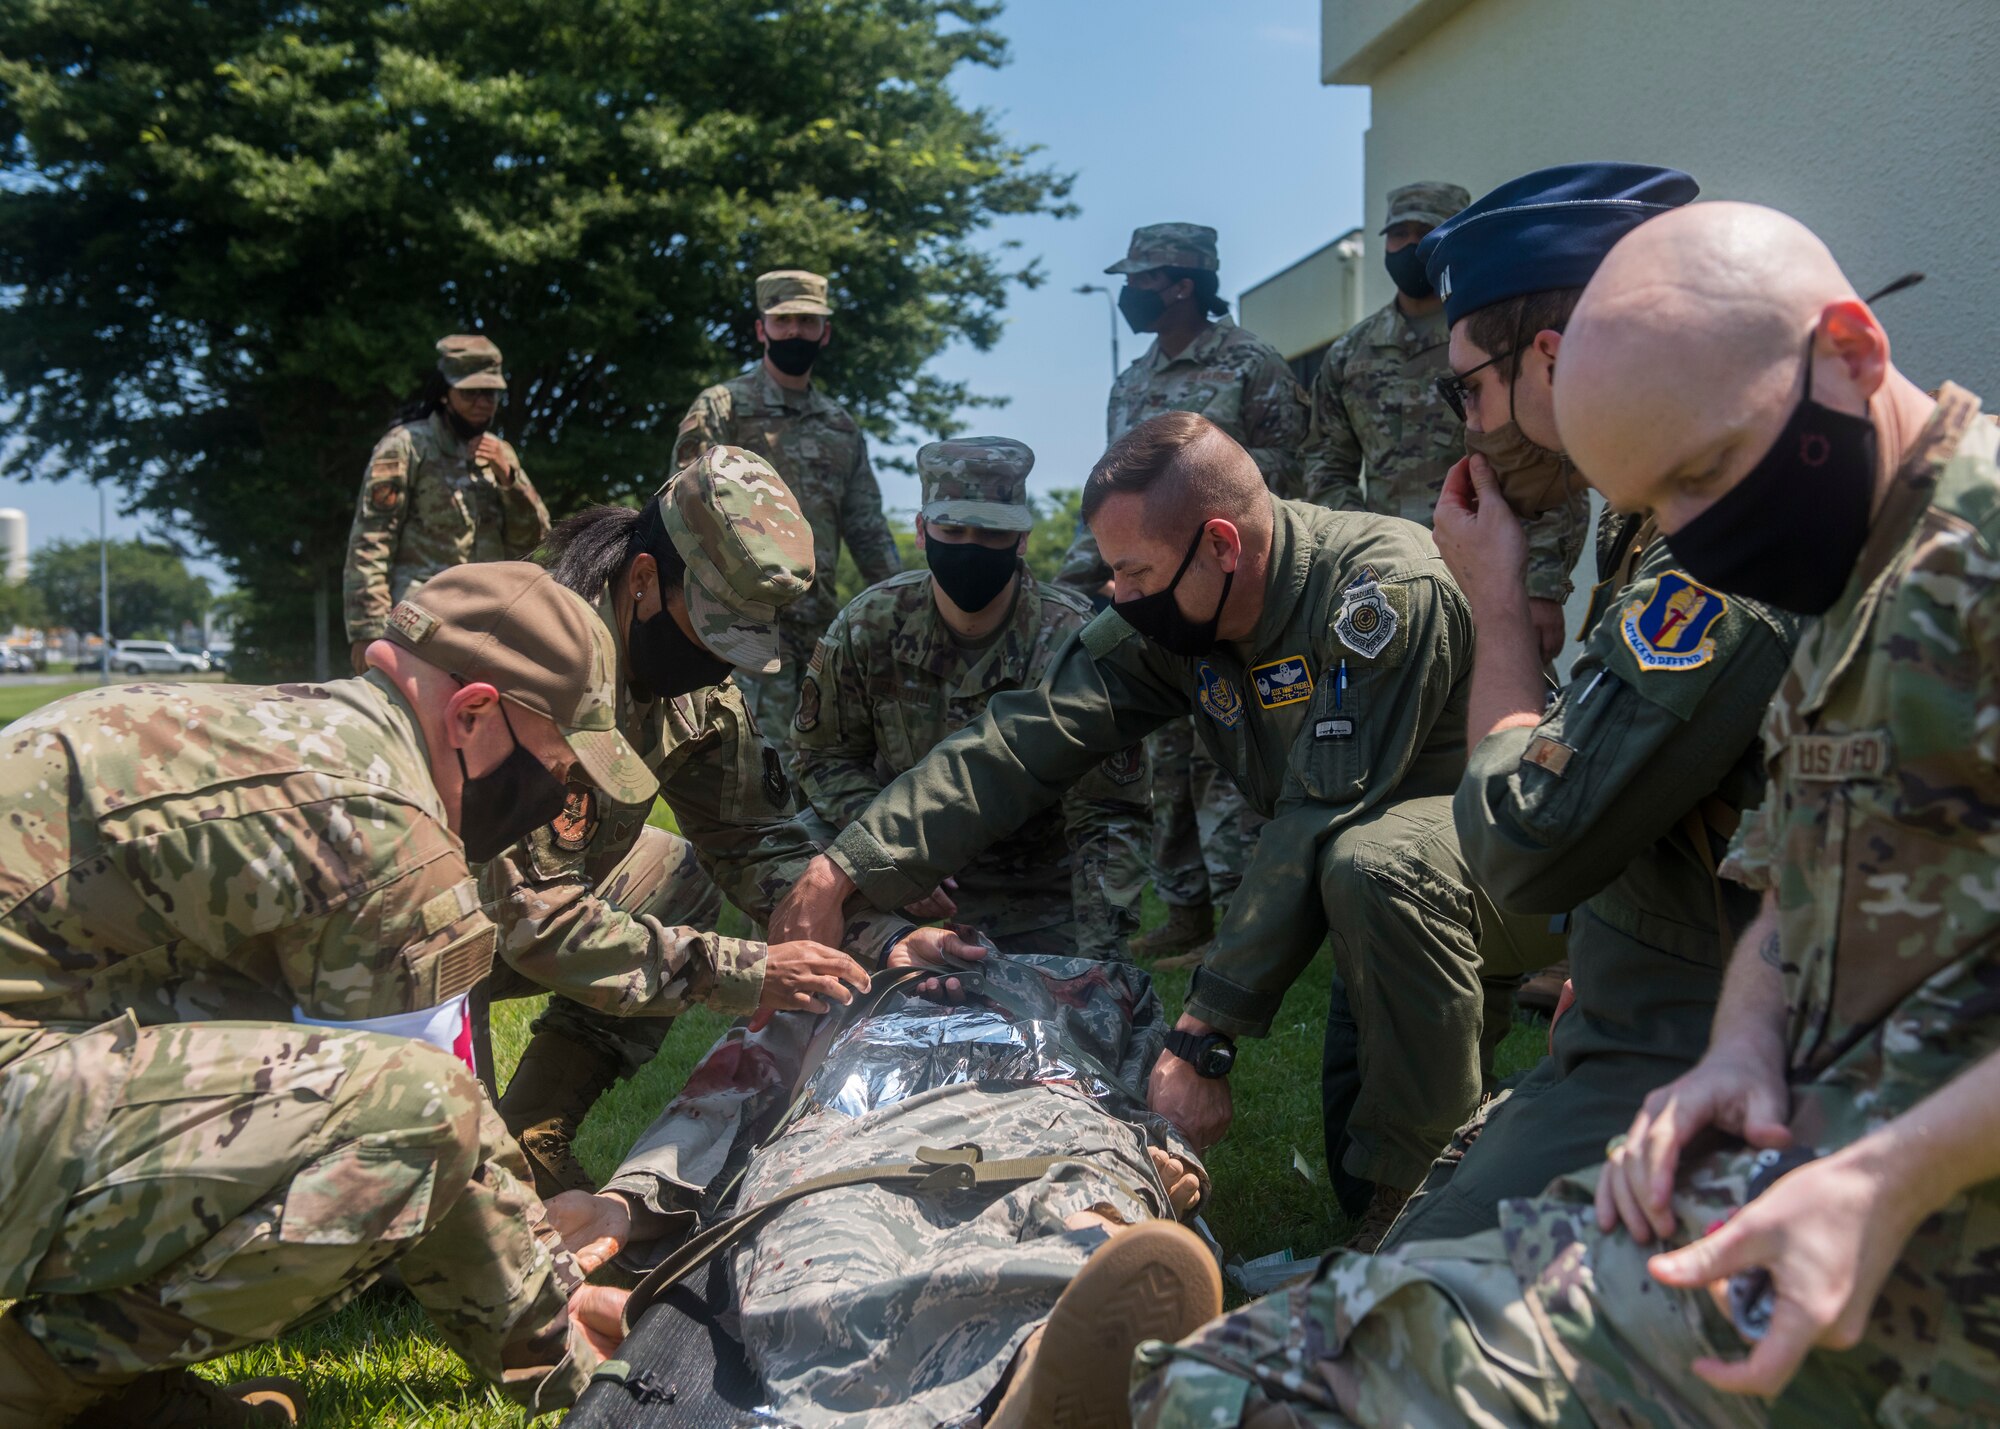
0, 678, 1547, 1423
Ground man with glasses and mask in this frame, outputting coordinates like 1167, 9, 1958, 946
1129, 196, 2000, 1429
482, 447, 946, 1198
0, 562, 652, 1426
1302, 182, 1588, 666
1369, 164, 1804, 1253
790, 436, 1147, 962
344, 333, 551, 675
673, 270, 902, 765
1061, 222, 1310, 968
776, 410, 1516, 1250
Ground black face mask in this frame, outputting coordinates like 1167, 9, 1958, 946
1384, 244, 1434, 300
926, 537, 1020, 614
1118, 284, 1166, 334
765, 336, 821, 377
443, 405, 491, 441
628, 606, 734, 703
456, 703, 569, 862
1112, 524, 1233, 658
1663, 334, 1878, 616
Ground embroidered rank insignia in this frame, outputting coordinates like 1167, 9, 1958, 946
1251, 655, 1314, 709
1196, 662, 1243, 730
1620, 571, 1727, 671
1334, 580, 1397, 659
551, 785, 599, 852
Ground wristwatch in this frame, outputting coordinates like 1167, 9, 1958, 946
1163, 1028, 1237, 1079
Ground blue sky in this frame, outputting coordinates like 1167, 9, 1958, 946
0, 0, 1369, 580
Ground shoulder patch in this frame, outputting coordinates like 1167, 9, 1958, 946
794, 674, 821, 732
1196, 662, 1244, 730
1620, 572, 1727, 671
1103, 743, 1145, 786
1250, 655, 1314, 709
368, 479, 403, 513
1334, 579, 1397, 658
551, 785, 599, 852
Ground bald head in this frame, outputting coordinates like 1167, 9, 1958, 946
1556, 202, 1911, 530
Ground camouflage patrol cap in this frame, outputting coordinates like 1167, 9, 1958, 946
1105, 223, 1220, 275
1381, 182, 1472, 233
918, 437, 1035, 533
755, 270, 834, 317
383, 562, 658, 806
436, 334, 507, 391
659, 446, 816, 674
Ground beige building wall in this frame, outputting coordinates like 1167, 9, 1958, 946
1240, 228, 1368, 365
1324, 0, 2000, 400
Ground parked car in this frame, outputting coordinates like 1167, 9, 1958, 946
0, 648, 29, 673
109, 640, 211, 675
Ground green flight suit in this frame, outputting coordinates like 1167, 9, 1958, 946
1384, 517, 1802, 1248
827, 496, 1502, 1190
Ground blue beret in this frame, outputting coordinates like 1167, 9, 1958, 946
1419, 162, 1699, 326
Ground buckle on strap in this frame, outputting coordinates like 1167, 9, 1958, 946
915, 1144, 983, 1194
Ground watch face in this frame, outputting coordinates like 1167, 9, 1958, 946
1200, 1041, 1235, 1078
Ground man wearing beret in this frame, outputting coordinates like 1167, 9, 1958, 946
791, 436, 1147, 960
344, 334, 552, 675
0, 563, 648, 1425
778, 410, 1516, 1252
1129, 192, 2000, 1429
674, 270, 903, 766
1370, 164, 1803, 1252
1066, 223, 1311, 967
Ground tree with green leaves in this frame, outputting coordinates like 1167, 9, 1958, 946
28, 537, 210, 639
0, 0, 1070, 676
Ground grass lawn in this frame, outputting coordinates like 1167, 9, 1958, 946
2, 679, 1547, 1424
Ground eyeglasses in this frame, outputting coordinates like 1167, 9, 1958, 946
1434, 346, 1519, 423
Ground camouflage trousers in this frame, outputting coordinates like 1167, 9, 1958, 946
1135, 949, 2000, 1427
0, 1016, 587, 1410
733, 616, 826, 778
496, 824, 724, 1077
1149, 716, 1265, 907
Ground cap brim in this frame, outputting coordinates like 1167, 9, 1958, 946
1104, 257, 1154, 275
1380, 213, 1449, 234
762, 300, 832, 316
684, 570, 782, 675
921, 500, 1034, 532
449, 373, 508, 390
567, 726, 658, 807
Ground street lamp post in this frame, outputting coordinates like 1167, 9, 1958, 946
98, 484, 110, 685
1074, 284, 1120, 381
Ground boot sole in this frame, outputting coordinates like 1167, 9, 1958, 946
990, 1220, 1221, 1429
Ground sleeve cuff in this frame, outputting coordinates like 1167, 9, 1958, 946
828, 822, 929, 912
1184, 966, 1283, 1040
707, 936, 767, 1016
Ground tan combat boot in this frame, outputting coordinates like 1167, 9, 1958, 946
1517, 959, 1572, 1013
498, 1027, 625, 1198
71, 1369, 303, 1427
988, 1220, 1222, 1429
1344, 1183, 1410, 1255
1129, 901, 1215, 967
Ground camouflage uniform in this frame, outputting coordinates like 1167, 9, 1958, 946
1301, 182, 1589, 605
1068, 224, 1310, 916
1384, 515, 1802, 1247
1130, 388, 2000, 1427
343, 336, 551, 642
826, 496, 1509, 1193
674, 272, 902, 759
482, 451, 909, 1192
0, 669, 617, 1411
791, 438, 1148, 960
601, 953, 1205, 1428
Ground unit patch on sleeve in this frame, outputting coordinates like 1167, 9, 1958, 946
1250, 655, 1314, 709
551, 785, 600, 852
1103, 743, 1146, 785
793, 674, 821, 732
1620, 571, 1727, 671
1334, 578, 1398, 659
1196, 661, 1244, 730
